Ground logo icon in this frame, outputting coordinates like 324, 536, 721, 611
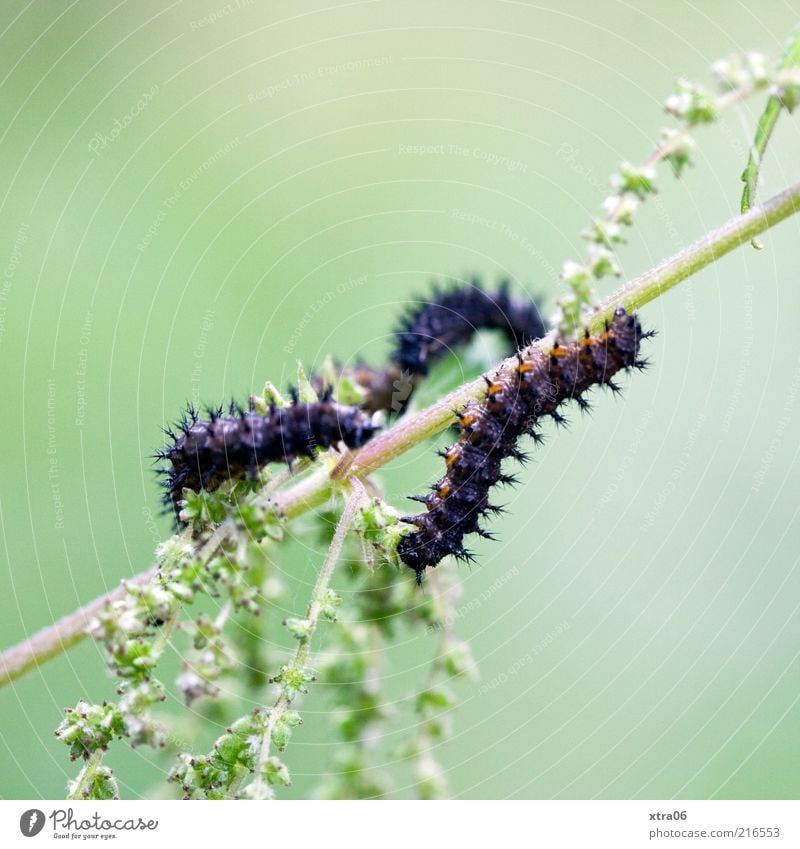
391, 370, 415, 412
19, 810, 45, 837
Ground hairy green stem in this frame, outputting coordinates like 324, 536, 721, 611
246, 479, 366, 798
68, 749, 104, 800
588, 178, 800, 326
327, 177, 800, 480
151, 603, 180, 656
2, 178, 800, 689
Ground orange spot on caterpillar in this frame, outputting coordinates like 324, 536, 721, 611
397, 309, 650, 581
445, 447, 461, 468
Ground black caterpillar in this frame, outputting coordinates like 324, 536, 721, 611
396, 308, 652, 583
155, 392, 376, 517
392, 280, 546, 376
329, 281, 547, 414
157, 282, 542, 520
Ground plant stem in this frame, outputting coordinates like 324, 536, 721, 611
3, 177, 800, 689
246, 479, 366, 798
326, 177, 800, 479
68, 749, 104, 800
586, 177, 800, 330
151, 603, 179, 656
0, 566, 159, 688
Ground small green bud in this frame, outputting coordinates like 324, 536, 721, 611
664, 80, 717, 125
552, 295, 583, 334
415, 685, 457, 719
660, 128, 696, 177
263, 756, 292, 786
67, 765, 120, 800
261, 381, 290, 409
712, 52, 769, 92
560, 260, 592, 289
271, 710, 303, 751
271, 665, 315, 701
320, 589, 342, 622
604, 193, 639, 226
240, 782, 276, 800
283, 617, 313, 640
214, 732, 248, 766
182, 489, 227, 525
611, 162, 657, 199
155, 537, 194, 567
295, 361, 319, 403
586, 245, 620, 279
582, 218, 622, 247
415, 754, 447, 800
441, 640, 477, 680
55, 701, 125, 761
334, 373, 367, 406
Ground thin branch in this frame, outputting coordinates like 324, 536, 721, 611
589, 177, 800, 328
326, 177, 800, 480
246, 479, 366, 798
0, 566, 158, 688
3, 177, 800, 689
68, 750, 104, 801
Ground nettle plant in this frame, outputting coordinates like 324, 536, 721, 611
3, 36, 800, 800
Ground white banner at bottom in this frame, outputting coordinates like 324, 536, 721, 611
1, 799, 797, 848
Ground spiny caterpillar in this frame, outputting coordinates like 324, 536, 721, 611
396, 308, 652, 582
156, 282, 540, 519
155, 391, 377, 518
332, 281, 546, 414
391, 281, 546, 376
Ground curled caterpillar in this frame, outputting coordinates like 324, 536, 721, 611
155, 392, 377, 517
396, 308, 652, 582
391, 280, 546, 376
324, 281, 546, 414
155, 282, 544, 520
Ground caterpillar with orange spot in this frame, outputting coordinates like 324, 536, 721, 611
396, 307, 653, 582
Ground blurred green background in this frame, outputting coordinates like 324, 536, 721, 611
1, 0, 799, 800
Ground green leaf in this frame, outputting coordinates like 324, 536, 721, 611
740, 27, 800, 248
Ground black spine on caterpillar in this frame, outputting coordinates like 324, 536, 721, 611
396, 307, 653, 583
391, 280, 546, 376
155, 391, 377, 518
334, 281, 548, 414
